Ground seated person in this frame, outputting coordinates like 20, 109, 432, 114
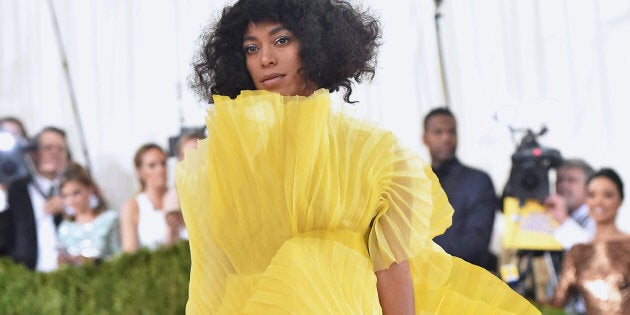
120, 143, 185, 252
57, 163, 120, 265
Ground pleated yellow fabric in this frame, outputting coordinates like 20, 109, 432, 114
176, 89, 540, 314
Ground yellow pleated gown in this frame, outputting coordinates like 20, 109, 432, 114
176, 89, 540, 314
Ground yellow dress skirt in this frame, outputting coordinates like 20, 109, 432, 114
176, 89, 539, 314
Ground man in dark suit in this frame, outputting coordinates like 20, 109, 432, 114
0, 126, 70, 271
422, 108, 498, 272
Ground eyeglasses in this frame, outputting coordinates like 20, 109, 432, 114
39, 144, 67, 153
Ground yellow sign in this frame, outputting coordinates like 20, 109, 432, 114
502, 197, 563, 250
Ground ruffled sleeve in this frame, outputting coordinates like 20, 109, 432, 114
368, 135, 453, 271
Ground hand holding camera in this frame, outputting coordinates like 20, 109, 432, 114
543, 193, 569, 224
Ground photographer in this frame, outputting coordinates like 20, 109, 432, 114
0, 126, 70, 271
544, 158, 594, 315
545, 159, 595, 249
0, 116, 29, 211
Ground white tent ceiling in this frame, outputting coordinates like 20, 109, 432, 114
2, 0, 630, 231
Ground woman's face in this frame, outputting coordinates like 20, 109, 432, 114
61, 180, 94, 213
137, 148, 167, 190
587, 176, 623, 224
243, 21, 317, 97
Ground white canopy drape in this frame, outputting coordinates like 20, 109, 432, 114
2, 0, 629, 230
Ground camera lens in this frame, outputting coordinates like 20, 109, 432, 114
520, 173, 540, 191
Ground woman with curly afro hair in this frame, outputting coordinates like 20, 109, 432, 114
177, 0, 539, 314
190, 0, 379, 103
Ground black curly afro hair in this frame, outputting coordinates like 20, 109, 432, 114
191, 0, 381, 103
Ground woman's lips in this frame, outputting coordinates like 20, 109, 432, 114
592, 206, 604, 215
261, 73, 285, 88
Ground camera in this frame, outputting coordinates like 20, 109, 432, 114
502, 126, 562, 204
0, 129, 34, 185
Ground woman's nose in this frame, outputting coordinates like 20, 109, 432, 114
261, 48, 277, 67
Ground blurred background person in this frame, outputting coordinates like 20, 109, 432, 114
422, 107, 498, 272
57, 163, 120, 266
546, 168, 630, 314
0, 126, 71, 271
162, 131, 205, 241
545, 158, 596, 249
120, 143, 184, 253
0, 116, 29, 212
0, 116, 29, 140
540, 159, 595, 313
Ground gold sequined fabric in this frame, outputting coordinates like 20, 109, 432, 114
551, 238, 630, 315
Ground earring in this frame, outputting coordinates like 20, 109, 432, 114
89, 194, 99, 209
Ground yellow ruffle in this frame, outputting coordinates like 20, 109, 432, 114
176, 89, 539, 314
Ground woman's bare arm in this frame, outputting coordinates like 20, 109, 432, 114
376, 260, 415, 315
120, 198, 139, 253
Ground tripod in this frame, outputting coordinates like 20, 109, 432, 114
514, 250, 563, 300
501, 197, 565, 300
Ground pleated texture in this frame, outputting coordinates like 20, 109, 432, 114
176, 89, 539, 314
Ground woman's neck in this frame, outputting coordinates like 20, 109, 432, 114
143, 186, 166, 209
74, 207, 97, 224
593, 222, 626, 242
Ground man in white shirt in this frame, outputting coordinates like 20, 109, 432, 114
545, 159, 595, 249
544, 158, 594, 314
0, 126, 70, 271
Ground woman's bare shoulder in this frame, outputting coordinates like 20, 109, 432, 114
120, 196, 140, 216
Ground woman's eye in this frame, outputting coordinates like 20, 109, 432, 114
244, 44, 258, 54
275, 36, 290, 46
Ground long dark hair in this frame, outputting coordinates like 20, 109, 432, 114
588, 168, 625, 201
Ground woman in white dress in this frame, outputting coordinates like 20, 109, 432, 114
120, 143, 184, 252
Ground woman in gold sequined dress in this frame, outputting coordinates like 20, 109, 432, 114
548, 168, 629, 314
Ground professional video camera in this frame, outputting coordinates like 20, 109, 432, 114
500, 126, 564, 300
502, 126, 562, 205
0, 129, 34, 185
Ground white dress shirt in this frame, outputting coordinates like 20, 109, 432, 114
553, 204, 595, 249
28, 174, 59, 272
